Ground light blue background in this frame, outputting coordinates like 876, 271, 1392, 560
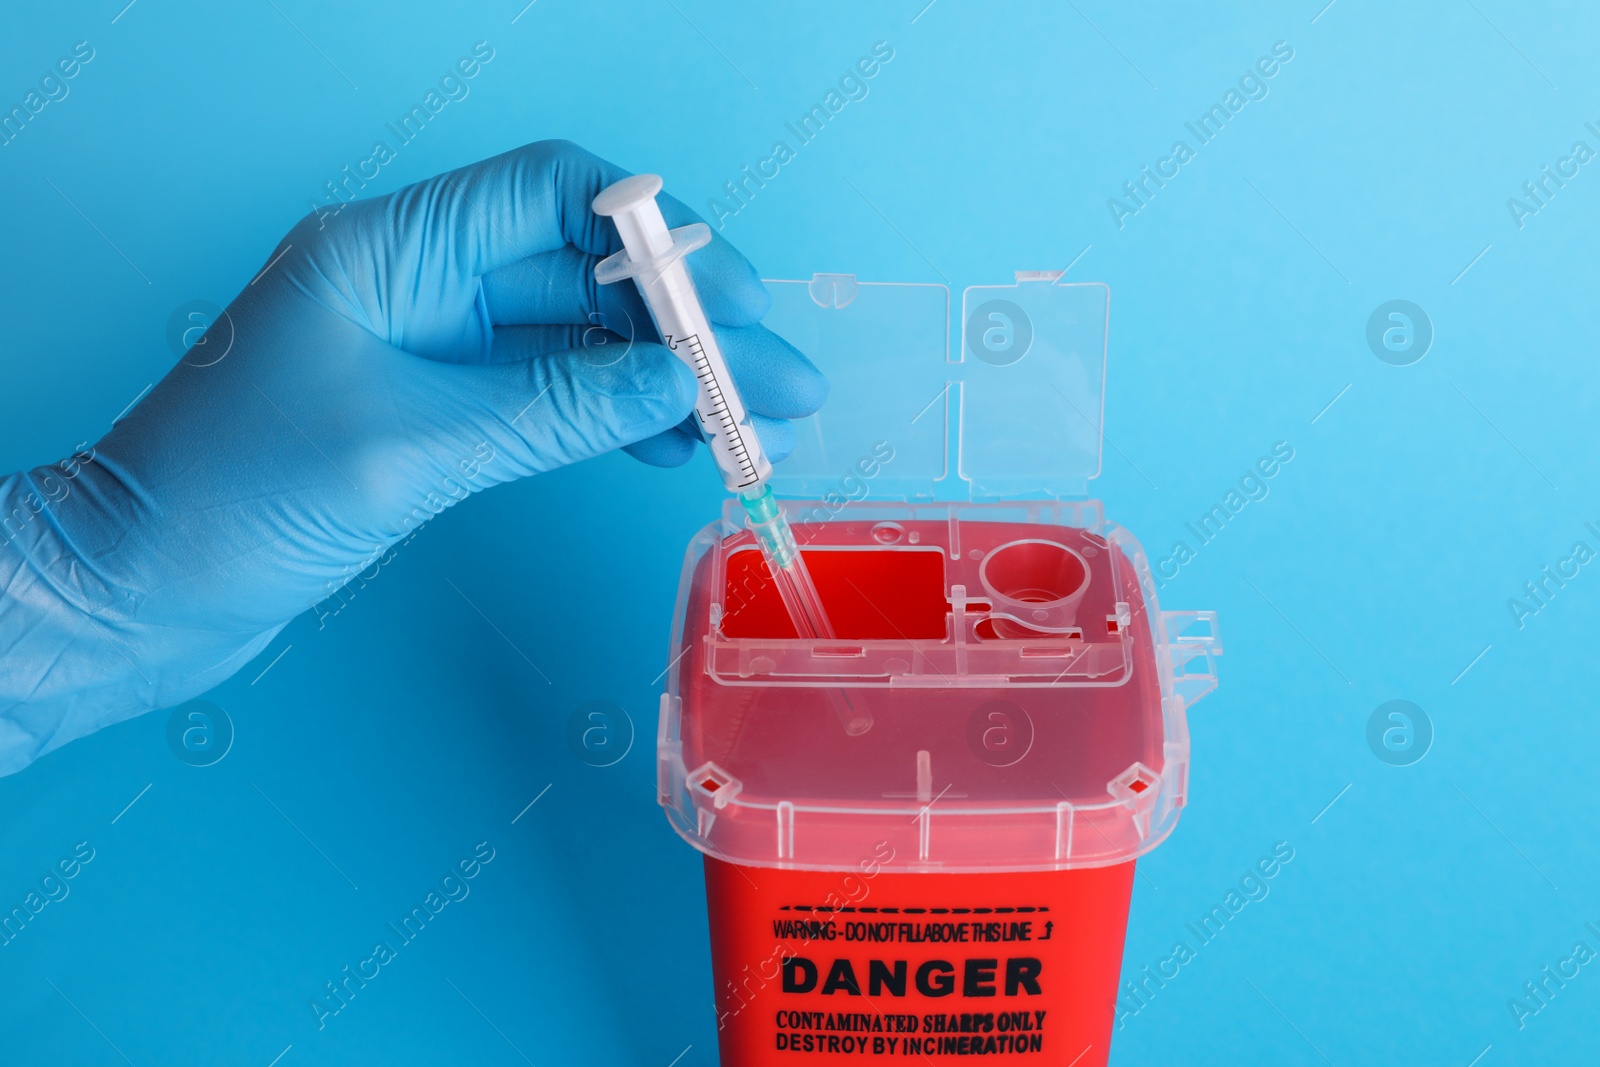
2, 1, 1597, 1064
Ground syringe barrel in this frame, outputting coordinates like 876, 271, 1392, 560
638, 257, 771, 491
593, 176, 772, 493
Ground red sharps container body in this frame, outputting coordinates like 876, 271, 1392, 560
658, 276, 1222, 1066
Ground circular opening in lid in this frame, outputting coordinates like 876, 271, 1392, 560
978, 539, 1089, 609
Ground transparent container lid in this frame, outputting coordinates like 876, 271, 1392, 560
761, 273, 1109, 501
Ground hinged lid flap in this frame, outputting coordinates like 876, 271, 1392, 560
960, 277, 1108, 499
758, 273, 1107, 500
760, 277, 950, 499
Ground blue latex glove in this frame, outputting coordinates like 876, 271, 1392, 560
0, 139, 825, 776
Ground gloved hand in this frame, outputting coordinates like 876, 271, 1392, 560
0, 139, 825, 776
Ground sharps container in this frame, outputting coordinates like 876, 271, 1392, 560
658, 275, 1222, 1065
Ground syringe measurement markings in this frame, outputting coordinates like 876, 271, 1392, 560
684, 334, 759, 480
685, 349, 759, 484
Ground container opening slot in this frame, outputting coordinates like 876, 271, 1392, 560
719, 546, 948, 640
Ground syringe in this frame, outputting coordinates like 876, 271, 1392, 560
593, 174, 835, 641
